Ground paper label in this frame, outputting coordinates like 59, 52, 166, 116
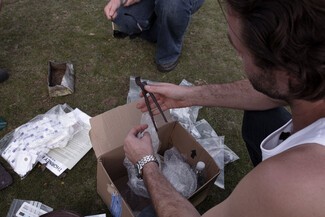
110, 193, 122, 217
15, 202, 49, 217
40, 155, 67, 176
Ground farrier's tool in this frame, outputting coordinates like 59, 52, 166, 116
135, 76, 168, 131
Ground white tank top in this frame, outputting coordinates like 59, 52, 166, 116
261, 118, 325, 161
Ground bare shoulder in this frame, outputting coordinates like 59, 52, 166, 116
203, 143, 325, 217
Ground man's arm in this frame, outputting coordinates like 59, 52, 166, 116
124, 125, 201, 217
123, 127, 223, 217
138, 79, 286, 113
143, 163, 201, 217
190, 79, 286, 110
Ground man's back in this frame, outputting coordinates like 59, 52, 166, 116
203, 143, 325, 217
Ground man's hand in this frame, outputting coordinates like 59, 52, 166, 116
136, 82, 194, 114
104, 0, 141, 20
104, 0, 121, 20
123, 0, 141, 7
124, 124, 154, 164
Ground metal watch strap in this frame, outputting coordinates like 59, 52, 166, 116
135, 155, 159, 179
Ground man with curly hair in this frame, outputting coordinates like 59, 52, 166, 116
124, 0, 325, 216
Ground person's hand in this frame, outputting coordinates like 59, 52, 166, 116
123, 0, 141, 7
104, 0, 121, 20
136, 82, 193, 114
124, 124, 154, 164
104, 0, 141, 20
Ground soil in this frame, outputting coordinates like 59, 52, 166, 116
49, 62, 66, 86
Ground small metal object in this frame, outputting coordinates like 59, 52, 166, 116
135, 76, 168, 131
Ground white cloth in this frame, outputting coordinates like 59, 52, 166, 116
261, 118, 325, 161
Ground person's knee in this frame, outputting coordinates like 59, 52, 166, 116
155, 0, 187, 18
114, 12, 141, 34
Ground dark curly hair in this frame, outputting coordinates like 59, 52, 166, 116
225, 0, 325, 101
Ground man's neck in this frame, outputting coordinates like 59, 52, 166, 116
290, 99, 325, 133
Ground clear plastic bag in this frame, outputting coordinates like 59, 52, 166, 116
140, 112, 160, 153
124, 112, 161, 198
0, 104, 84, 178
161, 147, 197, 197
123, 157, 151, 198
124, 111, 197, 198
124, 147, 197, 198
194, 119, 239, 188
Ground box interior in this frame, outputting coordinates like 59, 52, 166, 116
99, 121, 219, 215
48, 62, 66, 87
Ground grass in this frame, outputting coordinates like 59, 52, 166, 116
0, 0, 253, 216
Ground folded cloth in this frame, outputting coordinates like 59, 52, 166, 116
0, 162, 12, 190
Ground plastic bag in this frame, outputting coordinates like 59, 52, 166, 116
124, 157, 151, 198
124, 112, 161, 198
140, 112, 160, 153
124, 147, 197, 198
124, 111, 197, 198
0, 104, 84, 178
194, 119, 239, 188
162, 147, 197, 197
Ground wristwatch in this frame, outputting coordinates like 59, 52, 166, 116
135, 155, 159, 179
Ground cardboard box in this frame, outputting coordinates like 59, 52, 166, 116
89, 101, 220, 217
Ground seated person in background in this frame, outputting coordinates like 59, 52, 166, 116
104, 0, 205, 73
123, 0, 325, 216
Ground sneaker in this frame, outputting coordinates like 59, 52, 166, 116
0, 69, 9, 83
156, 59, 179, 73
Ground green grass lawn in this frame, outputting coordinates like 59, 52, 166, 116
0, 0, 252, 216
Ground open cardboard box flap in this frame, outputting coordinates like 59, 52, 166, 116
90, 101, 172, 159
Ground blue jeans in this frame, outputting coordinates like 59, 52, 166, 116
241, 107, 292, 167
113, 0, 205, 65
